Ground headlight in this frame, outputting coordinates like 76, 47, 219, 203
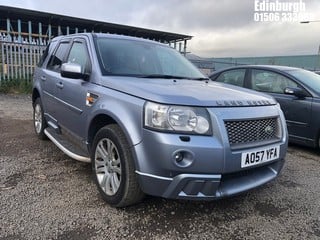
144, 102, 212, 135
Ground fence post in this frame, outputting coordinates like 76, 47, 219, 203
0, 39, 46, 83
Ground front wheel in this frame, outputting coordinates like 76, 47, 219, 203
33, 98, 47, 140
91, 124, 144, 207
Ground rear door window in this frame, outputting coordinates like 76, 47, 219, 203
215, 69, 246, 87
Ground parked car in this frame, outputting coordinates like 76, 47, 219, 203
210, 65, 320, 148
32, 34, 288, 207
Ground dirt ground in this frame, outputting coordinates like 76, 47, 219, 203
0, 94, 320, 240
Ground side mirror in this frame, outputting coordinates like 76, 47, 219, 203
284, 87, 307, 99
61, 63, 87, 80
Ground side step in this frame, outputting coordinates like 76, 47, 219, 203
44, 128, 91, 163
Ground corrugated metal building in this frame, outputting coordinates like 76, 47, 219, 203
212, 55, 320, 72
0, 5, 192, 81
0, 5, 192, 49
187, 54, 320, 75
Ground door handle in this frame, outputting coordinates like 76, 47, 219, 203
40, 76, 46, 81
56, 82, 64, 89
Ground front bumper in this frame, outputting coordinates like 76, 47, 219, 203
136, 159, 284, 199
132, 105, 288, 200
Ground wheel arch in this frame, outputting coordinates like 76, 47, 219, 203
32, 88, 41, 105
87, 111, 142, 151
87, 114, 117, 151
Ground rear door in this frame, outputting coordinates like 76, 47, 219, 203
42, 39, 71, 124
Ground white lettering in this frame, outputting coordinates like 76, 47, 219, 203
254, 0, 307, 13
255, 0, 260, 11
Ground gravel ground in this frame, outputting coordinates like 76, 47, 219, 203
0, 94, 320, 240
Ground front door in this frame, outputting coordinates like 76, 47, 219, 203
54, 38, 92, 141
250, 69, 312, 141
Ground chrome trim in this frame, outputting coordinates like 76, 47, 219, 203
43, 90, 83, 115
44, 129, 90, 163
47, 121, 58, 130
286, 120, 308, 126
288, 134, 313, 142
135, 171, 173, 181
268, 166, 278, 175
44, 113, 58, 122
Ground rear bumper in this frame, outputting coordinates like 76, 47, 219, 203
136, 159, 285, 200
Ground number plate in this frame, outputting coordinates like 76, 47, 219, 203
241, 145, 280, 168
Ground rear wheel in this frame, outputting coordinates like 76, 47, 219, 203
33, 98, 47, 140
91, 124, 144, 207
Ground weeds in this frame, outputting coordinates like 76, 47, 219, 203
0, 78, 33, 94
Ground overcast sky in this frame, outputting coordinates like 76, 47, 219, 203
1, 0, 320, 58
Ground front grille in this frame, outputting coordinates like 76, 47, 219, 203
224, 117, 280, 147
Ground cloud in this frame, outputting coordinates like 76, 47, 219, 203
189, 21, 320, 57
125, 0, 254, 33
1, 0, 320, 57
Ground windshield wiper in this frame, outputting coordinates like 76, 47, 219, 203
138, 74, 186, 79
191, 77, 210, 81
138, 74, 210, 80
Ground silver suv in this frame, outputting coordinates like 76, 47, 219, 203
32, 33, 288, 207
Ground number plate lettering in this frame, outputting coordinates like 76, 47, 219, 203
241, 145, 280, 168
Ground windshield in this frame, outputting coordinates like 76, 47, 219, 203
288, 69, 320, 95
95, 37, 205, 79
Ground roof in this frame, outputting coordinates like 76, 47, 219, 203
0, 5, 192, 43
212, 65, 301, 73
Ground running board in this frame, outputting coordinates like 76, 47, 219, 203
44, 128, 91, 163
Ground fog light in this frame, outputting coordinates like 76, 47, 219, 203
172, 150, 194, 168
174, 152, 184, 163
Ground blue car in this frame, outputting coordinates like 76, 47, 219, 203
32, 34, 288, 207
210, 65, 320, 148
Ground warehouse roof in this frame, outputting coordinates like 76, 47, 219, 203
0, 5, 192, 43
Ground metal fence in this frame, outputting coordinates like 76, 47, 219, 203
0, 37, 47, 82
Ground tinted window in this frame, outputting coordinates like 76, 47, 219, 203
67, 41, 90, 74
95, 38, 204, 79
47, 42, 70, 72
288, 69, 320, 95
215, 69, 246, 87
251, 69, 298, 93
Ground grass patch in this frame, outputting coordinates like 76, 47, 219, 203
0, 78, 33, 94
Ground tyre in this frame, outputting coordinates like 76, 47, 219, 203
33, 98, 47, 140
91, 124, 144, 207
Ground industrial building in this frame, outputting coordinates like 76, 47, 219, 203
0, 5, 192, 81
1, 5, 319, 80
